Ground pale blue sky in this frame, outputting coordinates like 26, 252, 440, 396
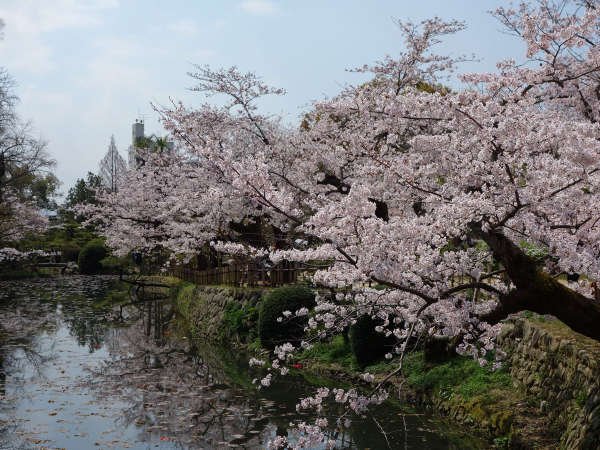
0, 0, 525, 193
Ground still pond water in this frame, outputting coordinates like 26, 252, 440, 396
0, 276, 485, 449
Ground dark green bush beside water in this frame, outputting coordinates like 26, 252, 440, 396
59, 242, 81, 262
350, 315, 396, 369
78, 239, 107, 274
176, 282, 509, 399
258, 285, 316, 349
173, 281, 510, 401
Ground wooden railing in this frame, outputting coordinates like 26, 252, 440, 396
167, 260, 309, 287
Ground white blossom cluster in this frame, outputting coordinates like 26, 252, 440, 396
0, 248, 59, 263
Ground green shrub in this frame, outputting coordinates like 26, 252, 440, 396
493, 436, 510, 449
78, 239, 107, 274
350, 315, 395, 369
258, 285, 315, 349
100, 255, 128, 274
59, 243, 80, 262
220, 302, 259, 342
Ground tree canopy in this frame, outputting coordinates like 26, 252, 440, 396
65, 172, 102, 210
0, 21, 55, 246
84, 2, 600, 446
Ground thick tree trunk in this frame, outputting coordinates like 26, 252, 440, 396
471, 225, 600, 341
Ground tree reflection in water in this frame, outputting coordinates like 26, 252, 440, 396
83, 296, 278, 448
0, 287, 57, 396
0, 277, 483, 449
78, 289, 368, 448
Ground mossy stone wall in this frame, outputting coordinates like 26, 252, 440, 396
498, 318, 600, 449
169, 281, 600, 449
172, 284, 264, 341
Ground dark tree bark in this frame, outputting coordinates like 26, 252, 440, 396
471, 224, 600, 341
368, 198, 389, 222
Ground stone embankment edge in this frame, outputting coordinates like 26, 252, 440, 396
163, 280, 600, 449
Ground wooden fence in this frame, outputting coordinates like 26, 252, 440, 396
167, 260, 309, 287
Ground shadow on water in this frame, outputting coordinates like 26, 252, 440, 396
0, 277, 487, 449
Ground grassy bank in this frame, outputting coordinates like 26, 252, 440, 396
294, 336, 519, 444
166, 279, 577, 448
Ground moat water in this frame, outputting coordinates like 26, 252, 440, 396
0, 276, 486, 449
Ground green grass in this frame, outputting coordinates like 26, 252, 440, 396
492, 436, 511, 449
170, 281, 196, 315
363, 359, 398, 374
298, 335, 357, 369
402, 351, 512, 399
296, 337, 511, 401
220, 302, 259, 342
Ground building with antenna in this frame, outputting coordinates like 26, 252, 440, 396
128, 119, 145, 168
127, 119, 174, 169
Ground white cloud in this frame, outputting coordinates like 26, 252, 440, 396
0, 0, 118, 73
0, 0, 117, 33
77, 36, 152, 109
190, 48, 216, 61
168, 19, 199, 36
239, 0, 278, 16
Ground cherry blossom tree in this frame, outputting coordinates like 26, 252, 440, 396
91, 0, 600, 362
0, 28, 52, 247
82, 143, 253, 266
87, 2, 600, 446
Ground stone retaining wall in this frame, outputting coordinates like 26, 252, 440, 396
173, 284, 264, 340
498, 318, 600, 449
169, 281, 600, 449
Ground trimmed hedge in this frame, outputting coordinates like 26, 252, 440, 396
78, 239, 107, 274
350, 315, 395, 369
258, 285, 315, 350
